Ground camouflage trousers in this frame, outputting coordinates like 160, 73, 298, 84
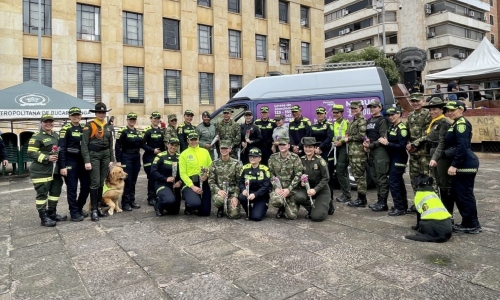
349, 155, 367, 195
409, 154, 435, 192
270, 189, 300, 220
213, 193, 241, 219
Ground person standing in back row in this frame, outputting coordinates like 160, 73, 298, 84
254, 106, 276, 165
311, 106, 333, 162
240, 110, 262, 165
143, 111, 166, 206
216, 108, 241, 159
330, 105, 350, 210
177, 110, 196, 152
196, 111, 217, 160
289, 105, 311, 155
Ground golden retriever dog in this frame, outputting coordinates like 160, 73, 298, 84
101, 166, 127, 215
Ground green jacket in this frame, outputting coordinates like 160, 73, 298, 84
28, 130, 59, 181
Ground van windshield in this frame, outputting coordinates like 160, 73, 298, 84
212, 104, 248, 125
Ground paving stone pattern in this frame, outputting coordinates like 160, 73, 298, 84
1, 159, 500, 299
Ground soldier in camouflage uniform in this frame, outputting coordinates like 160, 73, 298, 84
345, 101, 368, 207
406, 93, 432, 213
163, 114, 178, 147
28, 114, 66, 227
268, 137, 304, 219
208, 140, 242, 219
215, 108, 241, 159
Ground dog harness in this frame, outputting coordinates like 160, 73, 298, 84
414, 191, 451, 220
102, 182, 116, 195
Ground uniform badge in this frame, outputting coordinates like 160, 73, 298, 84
314, 164, 318, 170
401, 129, 407, 137
259, 171, 263, 178
457, 124, 466, 133
320, 159, 326, 166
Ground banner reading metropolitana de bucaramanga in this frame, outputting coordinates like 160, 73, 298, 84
0, 109, 94, 120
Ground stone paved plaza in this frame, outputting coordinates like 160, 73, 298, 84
1, 158, 500, 299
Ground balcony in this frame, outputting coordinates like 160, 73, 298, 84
427, 57, 464, 72
452, 0, 490, 11
325, 23, 398, 49
426, 11, 492, 32
426, 34, 481, 50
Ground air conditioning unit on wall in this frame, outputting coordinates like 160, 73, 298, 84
345, 47, 352, 52
469, 11, 475, 17
427, 32, 436, 38
459, 53, 466, 59
434, 53, 442, 59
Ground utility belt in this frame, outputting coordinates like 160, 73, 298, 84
66, 147, 81, 155
123, 149, 140, 154
88, 144, 109, 151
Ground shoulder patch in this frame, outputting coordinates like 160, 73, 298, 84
457, 124, 466, 133
397, 123, 407, 129
320, 158, 327, 166
400, 129, 408, 137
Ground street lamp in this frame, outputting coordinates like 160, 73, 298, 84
369, 0, 400, 57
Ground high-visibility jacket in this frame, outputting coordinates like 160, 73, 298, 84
179, 145, 212, 187
414, 190, 451, 220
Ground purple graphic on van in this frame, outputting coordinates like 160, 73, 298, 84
257, 97, 380, 124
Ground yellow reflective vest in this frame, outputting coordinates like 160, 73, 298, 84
414, 191, 451, 220
179, 145, 212, 187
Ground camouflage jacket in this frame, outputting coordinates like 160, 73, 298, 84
216, 120, 241, 149
163, 125, 178, 143
208, 157, 241, 196
346, 114, 367, 156
268, 152, 303, 190
406, 108, 431, 155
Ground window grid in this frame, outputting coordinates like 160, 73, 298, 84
492, 34, 495, 45
279, 38, 289, 64
123, 67, 144, 104
229, 75, 242, 98
77, 63, 101, 103
164, 70, 182, 104
229, 30, 241, 58
23, 0, 52, 35
228, 0, 240, 13
198, 24, 212, 54
300, 6, 309, 27
77, 4, 100, 41
198, 0, 211, 7
23, 58, 52, 87
490, 15, 494, 25
123, 12, 143, 46
279, 1, 288, 23
163, 18, 180, 50
301, 42, 310, 65
255, 0, 266, 18
199, 73, 214, 105
256, 35, 267, 61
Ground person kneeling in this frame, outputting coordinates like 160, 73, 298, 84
238, 148, 271, 221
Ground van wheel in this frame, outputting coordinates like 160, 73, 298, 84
348, 166, 375, 190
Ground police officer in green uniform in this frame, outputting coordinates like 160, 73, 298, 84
177, 110, 196, 152
345, 101, 368, 207
254, 106, 276, 165
28, 114, 66, 227
311, 107, 333, 162
296, 137, 331, 222
330, 105, 350, 208
143, 111, 166, 206
364, 99, 390, 212
289, 105, 312, 155
116, 112, 143, 211
82, 102, 115, 221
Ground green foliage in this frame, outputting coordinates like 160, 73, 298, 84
328, 47, 400, 86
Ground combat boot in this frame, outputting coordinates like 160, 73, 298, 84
336, 194, 350, 203
47, 208, 68, 222
97, 187, 107, 217
328, 199, 335, 215
370, 196, 388, 212
347, 193, 367, 207
39, 210, 56, 227
90, 189, 100, 222
305, 209, 312, 219
275, 206, 285, 219
216, 207, 224, 218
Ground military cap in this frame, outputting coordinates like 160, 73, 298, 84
168, 114, 177, 121
126, 112, 138, 120
187, 132, 199, 140
274, 114, 284, 121
260, 106, 270, 113
410, 93, 425, 101
184, 110, 194, 116
150, 111, 161, 119
68, 107, 82, 116
425, 97, 446, 108
301, 137, 319, 146
248, 147, 262, 157
219, 140, 231, 149
316, 107, 326, 114
202, 111, 211, 118
444, 100, 467, 112
385, 107, 402, 115
367, 99, 382, 108
332, 104, 344, 112
90, 102, 111, 113
291, 105, 301, 112
244, 110, 253, 116
167, 137, 180, 144
41, 114, 54, 122
277, 137, 290, 145
350, 101, 363, 109
222, 108, 232, 113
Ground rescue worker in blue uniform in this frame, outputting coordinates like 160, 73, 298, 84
115, 112, 143, 211
177, 110, 196, 152
311, 107, 334, 162
142, 111, 166, 206
378, 107, 409, 215
240, 110, 262, 165
254, 106, 276, 165
289, 105, 312, 155
238, 147, 271, 221
58, 107, 90, 221
151, 138, 182, 216
443, 101, 481, 234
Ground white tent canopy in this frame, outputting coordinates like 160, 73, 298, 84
425, 37, 500, 83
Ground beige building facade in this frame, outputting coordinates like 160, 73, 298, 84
0, 0, 324, 126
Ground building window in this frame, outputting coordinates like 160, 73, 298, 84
490, 15, 494, 25
229, 75, 242, 98
123, 12, 143, 46
164, 70, 181, 104
77, 63, 101, 103
229, 30, 241, 58
490, 0, 493, 6
77, 4, 100, 41
300, 6, 309, 27
228, 0, 240, 13
279, 1, 288, 23
492, 34, 495, 45
256, 35, 267, 61
198, 24, 212, 54
279, 38, 289, 64
23, 0, 51, 35
123, 67, 144, 103
23, 58, 52, 87
198, 0, 211, 7
301, 42, 310, 65
255, 0, 266, 18
163, 18, 180, 50
199, 73, 214, 105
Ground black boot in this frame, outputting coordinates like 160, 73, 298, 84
90, 189, 100, 221
305, 209, 312, 219
348, 193, 367, 207
336, 194, 350, 203
440, 188, 454, 215
371, 196, 388, 212
406, 204, 417, 214
97, 187, 107, 217
47, 208, 68, 222
276, 206, 285, 219
328, 199, 335, 215
39, 210, 56, 227
216, 207, 224, 218
154, 200, 163, 217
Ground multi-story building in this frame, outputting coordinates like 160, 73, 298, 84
324, 0, 493, 80
0, 0, 324, 124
